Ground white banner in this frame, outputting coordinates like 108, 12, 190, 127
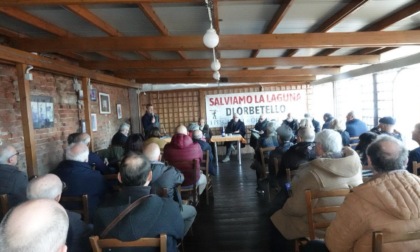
205, 90, 307, 128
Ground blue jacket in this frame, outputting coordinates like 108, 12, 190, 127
94, 186, 184, 252
345, 119, 368, 137
53, 160, 107, 221
0, 164, 27, 209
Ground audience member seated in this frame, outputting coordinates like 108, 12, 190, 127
371, 116, 402, 141
192, 130, 216, 176
250, 114, 269, 150
198, 117, 213, 142
26, 174, 92, 252
251, 122, 279, 194
322, 113, 334, 130
329, 118, 350, 147
408, 122, 420, 174
52, 142, 107, 221
141, 103, 160, 137
93, 154, 184, 252
345, 111, 368, 139
270, 129, 363, 251
304, 113, 320, 133
163, 125, 207, 195
75, 133, 113, 174
282, 113, 299, 139
0, 145, 27, 209
108, 123, 131, 168
0, 199, 69, 252
317, 136, 420, 252
144, 127, 167, 151
279, 126, 316, 177
222, 113, 246, 163
355, 131, 378, 166
268, 125, 294, 187
124, 133, 145, 155
143, 143, 197, 236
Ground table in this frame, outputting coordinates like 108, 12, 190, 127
210, 135, 247, 167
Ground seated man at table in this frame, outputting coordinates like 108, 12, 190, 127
222, 113, 246, 163
192, 130, 216, 176
163, 125, 207, 196
250, 114, 269, 150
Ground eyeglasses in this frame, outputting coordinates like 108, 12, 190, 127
9, 152, 19, 159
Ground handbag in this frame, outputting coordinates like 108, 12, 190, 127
100, 195, 151, 238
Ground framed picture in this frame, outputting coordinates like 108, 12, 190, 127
90, 88, 97, 101
99, 92, 111, 114
91, 113, 97, 131
31, 95, 54, 129
116, 104, 122, 119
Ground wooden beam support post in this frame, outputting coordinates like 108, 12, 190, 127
16, 63, 37, 177
82, 77, 93, 151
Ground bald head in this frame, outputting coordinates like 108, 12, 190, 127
367, 135, 408, 173
0, 199, 69, 252
176, 125, 188, 135
27, 174, 63, 202
0, 145, 18, 166
193, 130, 203, 140
66, 142, 89, 162
75, 133, 91, 145
119, 154, 152, 186
143, 143, 161, 162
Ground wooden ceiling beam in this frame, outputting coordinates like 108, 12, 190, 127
116, 68, 335, 79
0, 0, 202, 5
11, 30, 420, 52
134, 76, 315, 84
0, 44, 137, 87
82, 55, 379, 70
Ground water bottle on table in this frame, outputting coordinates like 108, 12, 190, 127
221, 126, 225, 137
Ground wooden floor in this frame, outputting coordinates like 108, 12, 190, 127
184, 153, 271, 252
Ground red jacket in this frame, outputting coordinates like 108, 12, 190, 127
163, 134, 202, 186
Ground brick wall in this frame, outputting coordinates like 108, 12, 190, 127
0, 63, 130, 175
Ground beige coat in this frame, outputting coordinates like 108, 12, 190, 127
326, 170, 420, 252
270, 147, 363, 239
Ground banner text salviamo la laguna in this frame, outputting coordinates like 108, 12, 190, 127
205, 90, 307, 128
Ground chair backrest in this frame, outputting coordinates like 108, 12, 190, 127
0, 194, 8, 217
372, 230, 420, 252
200, 150, 210, 176
259, 146, 276, 174
89, 234, 167, 252
60, 194, 89, 223
413, 161, 420, 176
168, 159, 199, 205
305, 188, 351, 240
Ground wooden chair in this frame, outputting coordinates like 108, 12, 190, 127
0, 194, 9, 217
89, 234, 167, 252
259, 146, 276, 201
103, 173, 121, 192
372, 230, 420, 252
168, 159, 199, 206
200, 150, 213, 205
305, 188, 351, 240
412, 161, 420, 176
60, 194, 89, 223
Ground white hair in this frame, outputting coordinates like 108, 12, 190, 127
27, 174, 62, 200
0, 146, 14, 164
315, 129, 343, 153
119, 123, 130, 132
65, 143, 89, 162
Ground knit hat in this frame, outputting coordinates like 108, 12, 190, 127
379, 116, 395, 125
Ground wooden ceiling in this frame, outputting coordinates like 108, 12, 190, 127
0, 0, 419, 86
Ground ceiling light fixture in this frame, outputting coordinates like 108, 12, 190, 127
203, 0, 219, 49
213, 71, 220, 81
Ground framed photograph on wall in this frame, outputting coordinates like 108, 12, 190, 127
90, 88, 97, 101
31, 95, 54, 129
116, 104, 122, 119
99, 92, 111, 114
91, 113, 97, 131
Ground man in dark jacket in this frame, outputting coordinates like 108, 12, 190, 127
75, 133, 112, 174
163, 125, 206, 195
94, 154, 184, 252
408, 123, 420, 173
322, 113, 334, 130
53, 142, 107, 221
144, 143, 196, 235
222, 113, 246, 163
26, 174, 92, 252
250, 114, 269, 149
0, 145, 27, 209
192, 130, 216, 176
111, 123, 130, 146
141, 103, 160, 137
